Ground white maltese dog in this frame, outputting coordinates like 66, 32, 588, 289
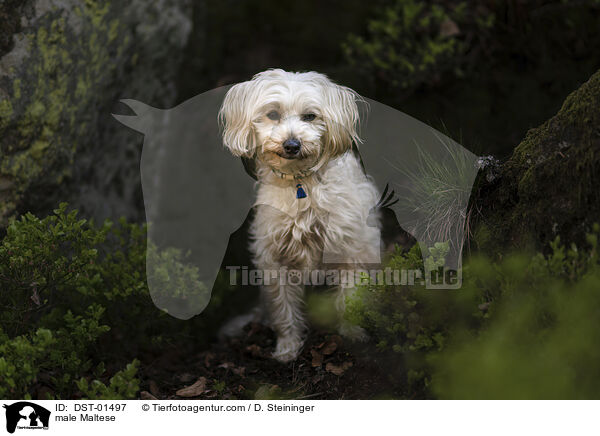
219, 69, 381, 362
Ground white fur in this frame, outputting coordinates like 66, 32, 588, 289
219, 69, 380, 362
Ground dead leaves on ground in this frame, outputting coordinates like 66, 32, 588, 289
140, 379, 161, 399
140, 391, 158, 400
325, 362, 353, 376
321, 337, 339, 355
219, 361, 246, 377
310, 335, 353, 376
164, 331, 356, 400
245, 344, 263, 358
311, 349, 323, 367
203, 352, 216, 368
149, 380, 161, 397
175, 377, 208, 397
172, 359, 248, 398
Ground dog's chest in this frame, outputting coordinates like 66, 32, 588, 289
251, 184, 331, 266
250, 153, 376, 267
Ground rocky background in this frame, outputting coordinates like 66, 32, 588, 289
1, 0, 599, 251
0, 0, 191, 226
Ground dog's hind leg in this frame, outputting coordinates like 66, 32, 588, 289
218, 305, 264, 340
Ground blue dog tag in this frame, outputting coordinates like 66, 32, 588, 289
296, 183, 307, 199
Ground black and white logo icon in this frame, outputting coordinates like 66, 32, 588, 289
3, 402, 50, 434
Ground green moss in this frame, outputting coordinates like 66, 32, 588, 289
0, 99, 12, 129
474, 69, 600, 251
12, 78, 20, 99
108, 19, 120, 42
29, 140, 50, 160
0, 1, 134, 225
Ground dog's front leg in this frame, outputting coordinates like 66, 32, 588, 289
262, 278, 306, 363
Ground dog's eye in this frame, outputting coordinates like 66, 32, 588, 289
301, 113, 316, 122
267, 110, 280, 121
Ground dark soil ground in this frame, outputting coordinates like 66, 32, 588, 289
140, 323, 406, 400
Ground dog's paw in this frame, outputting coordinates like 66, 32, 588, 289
338, 322, 369, 342
272, 336, 303, 363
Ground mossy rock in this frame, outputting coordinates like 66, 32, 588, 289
474, 69, 600, 252
0, 0, 191, 226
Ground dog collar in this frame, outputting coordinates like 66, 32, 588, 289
271, 169, 308, 199
271, 168, 312, 180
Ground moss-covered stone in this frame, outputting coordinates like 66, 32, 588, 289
0, 0, 191, 226
473, 69, 600, 252
0, 1, 25, 58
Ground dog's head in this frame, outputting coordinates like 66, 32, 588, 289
219, 69, 362, 175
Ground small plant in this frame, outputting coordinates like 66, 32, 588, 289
395, 133, 477, 258
0, 305, 110, 399
76, 360, 140, 400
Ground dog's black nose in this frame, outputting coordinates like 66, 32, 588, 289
283, 138, 301, 155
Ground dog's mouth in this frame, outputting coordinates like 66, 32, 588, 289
275, 151, 302, 160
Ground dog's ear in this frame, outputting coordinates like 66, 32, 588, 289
219, 81, 257, 157
321, 83, 362, 156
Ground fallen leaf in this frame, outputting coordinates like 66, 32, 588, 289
311, 349, 323, 367
218, 361, 245, 376
232, 366, 246, 377
245, 344, 262, 357
149, 380, 160, 397
321, 341, 337, 355
140, 391, 158, 400
176, 377, 207, 397
204, 352, 216, 368
325, 361, 353, 376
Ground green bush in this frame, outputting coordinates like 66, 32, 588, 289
347, 225, 600, 398
0, 306, 112, 399
76, 360, 140, 400
344, 0, 600, 96
3, 203, 599, 399
343, 0, 488, 92
0, 204, 226, 399
431, 230, 600, 399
